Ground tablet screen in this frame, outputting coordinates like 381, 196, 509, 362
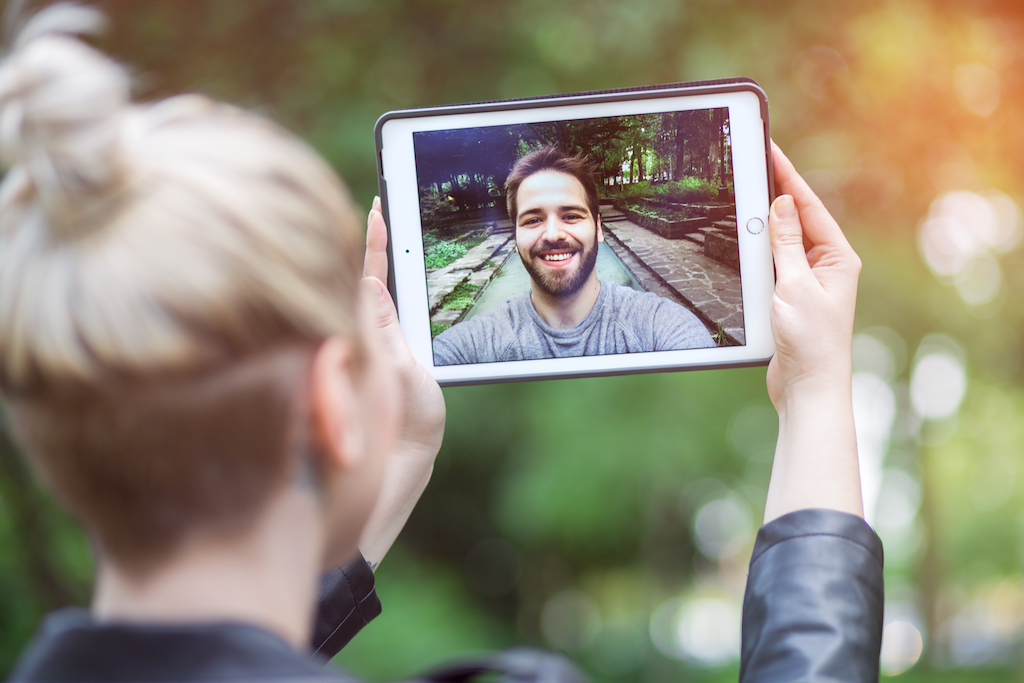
411, 108, 743, 367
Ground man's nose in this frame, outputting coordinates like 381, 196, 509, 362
542, 216, 566, 241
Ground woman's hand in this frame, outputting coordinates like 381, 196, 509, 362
762, 142, 864, 523
356, 197, 446, 568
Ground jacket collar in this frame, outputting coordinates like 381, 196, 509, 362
11, 608, 342, 682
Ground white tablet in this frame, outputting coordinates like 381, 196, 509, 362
375, 78, 775, 385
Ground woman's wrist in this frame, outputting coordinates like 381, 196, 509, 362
764, 377, 862, 523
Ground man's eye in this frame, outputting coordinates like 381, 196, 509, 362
564, 213, 583, 221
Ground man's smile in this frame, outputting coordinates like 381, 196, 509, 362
540, 250, 576, 263
531, 239, 581, 268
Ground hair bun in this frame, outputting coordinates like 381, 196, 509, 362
0, 3, 129, 232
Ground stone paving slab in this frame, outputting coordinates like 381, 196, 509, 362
426, 231, 513, 313
601, 210, 745, 345
432, 309, 463, 326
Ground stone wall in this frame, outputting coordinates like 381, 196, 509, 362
704, 231, 740, 272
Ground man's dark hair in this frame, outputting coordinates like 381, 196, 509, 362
505, 146, 600, 223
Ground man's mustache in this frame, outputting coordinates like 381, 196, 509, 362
529, 239, 580, 256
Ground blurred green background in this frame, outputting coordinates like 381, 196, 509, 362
2, 0, 1024, 680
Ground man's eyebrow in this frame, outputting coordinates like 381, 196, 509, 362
518, 204, 590, 218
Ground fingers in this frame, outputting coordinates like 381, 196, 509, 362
363, 196, 389, 282
769, 194, 812, 282
771, 141, 852, 252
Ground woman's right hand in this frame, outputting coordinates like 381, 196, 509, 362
762, 142, 864, 523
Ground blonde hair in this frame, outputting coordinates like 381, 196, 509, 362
0, 5, 365, 567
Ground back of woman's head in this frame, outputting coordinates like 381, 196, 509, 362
0, 4, 366, 571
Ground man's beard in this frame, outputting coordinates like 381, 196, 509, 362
518, 232, 599, 299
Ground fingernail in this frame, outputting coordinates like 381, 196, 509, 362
774, 194, 797, 219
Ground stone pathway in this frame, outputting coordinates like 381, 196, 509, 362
600, 208, 745, 345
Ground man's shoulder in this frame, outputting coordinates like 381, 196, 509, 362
432, 296, 530, 365
601, 282, 682, 315
434, 298, 523, 344
599, 282, 715, 348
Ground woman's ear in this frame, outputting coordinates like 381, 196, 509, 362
309, 337, 366, 473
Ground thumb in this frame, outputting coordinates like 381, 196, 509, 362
360, 276, 404, 346
768, 194, 811, 280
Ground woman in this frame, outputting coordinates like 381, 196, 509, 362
1, 5, 879, 682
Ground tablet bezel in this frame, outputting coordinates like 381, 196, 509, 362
376, 79, 775, 386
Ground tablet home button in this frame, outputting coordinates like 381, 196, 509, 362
745, 217, 765, 234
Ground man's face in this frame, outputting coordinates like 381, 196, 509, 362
514, 170, 603, 299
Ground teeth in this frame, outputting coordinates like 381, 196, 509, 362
543, 253, 573, 261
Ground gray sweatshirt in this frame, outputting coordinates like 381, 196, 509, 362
432, 281, 716, 366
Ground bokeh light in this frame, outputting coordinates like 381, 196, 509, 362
649, 596, 741, 667
852, 331, 899, 525
880, 620, 924, 676
932, 579, 1024, 668
918, 190, 1022, 306
692, 494, 754, 561
953, 63, 1001, 118
910, 339, 967, 421
872, 469, 922, 565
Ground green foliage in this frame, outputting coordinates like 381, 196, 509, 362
424, 232, 489, 270
610, 178, 722, 206
333, 550, 512, 679
430, 322, 451, 338
431, 370, 765, 560
651, 176, 719, 203
0, 427, 92, 675
440, 282, 481, 311
461, 234, 488, 251
424, 239, 468, 270
711, 323, 733, 346
622, 202, 651, 217
608, 180, 653, 202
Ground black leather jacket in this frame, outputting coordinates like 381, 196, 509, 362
10, 509, 882, 682
740, 508, 884, 682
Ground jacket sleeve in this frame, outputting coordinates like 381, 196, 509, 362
739, 509, 884, 683
310, 552, 382, 659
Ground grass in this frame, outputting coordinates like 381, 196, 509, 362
711, 322, 733, 346
440, 282, 481, 311
423, 232, 489, 270
430, 281, 483, 339
652, 176, 721, 204
424, 239, 468, 270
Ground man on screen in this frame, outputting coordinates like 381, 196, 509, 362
432, 146, 716, 365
